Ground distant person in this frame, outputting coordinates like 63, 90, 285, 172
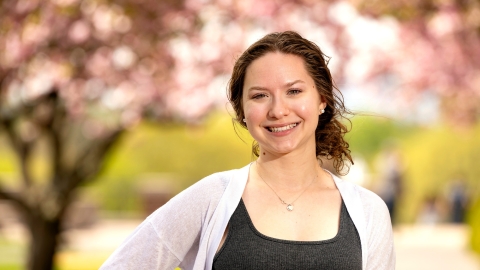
417, 195, 441, 225
101, 31, 395, 269
449, 175, 469, 223
378, 144, 404, 224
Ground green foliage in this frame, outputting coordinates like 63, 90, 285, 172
346, 115, 413, 164
0, 135, 19, 185
0, 110, 252, 213
346, 117, 480, 255
0, 265, 22, 270
3, 110, 480, 256
468, 198, 480, 254
91, 113, 417, 213
398, 124, 480, 223
88, 111, 254, 212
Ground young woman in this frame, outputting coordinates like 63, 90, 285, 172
101, 31, 395, 270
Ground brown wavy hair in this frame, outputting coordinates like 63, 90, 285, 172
227, 31, 353, 174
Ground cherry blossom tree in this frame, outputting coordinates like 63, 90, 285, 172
6, 0, 469, 268
0, 0, 217, 268
0, 0, 359, 268
349, 0, 480, 126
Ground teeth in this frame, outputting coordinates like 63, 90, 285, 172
269, 123, 297, 132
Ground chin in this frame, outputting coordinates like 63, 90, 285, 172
263, 145, 298, 156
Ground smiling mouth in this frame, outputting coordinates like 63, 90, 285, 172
267, 123, 298, 133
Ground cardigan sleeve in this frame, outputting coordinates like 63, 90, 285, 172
362, 189, 396, 270
100, 172, 229, 270
99, 220, 182, 269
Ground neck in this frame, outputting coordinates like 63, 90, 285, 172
255, 151, 323, 190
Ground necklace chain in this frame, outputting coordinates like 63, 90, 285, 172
256, 161, 317, 212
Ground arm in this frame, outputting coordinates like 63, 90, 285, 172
100, 220, 182, 269
100, 173, 228, 270
364, 192, 396, 270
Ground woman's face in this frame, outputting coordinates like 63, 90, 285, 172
242, 52, 325, 157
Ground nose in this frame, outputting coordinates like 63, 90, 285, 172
268, 96, 289, 119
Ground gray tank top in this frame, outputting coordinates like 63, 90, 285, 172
213, 199, 362, 269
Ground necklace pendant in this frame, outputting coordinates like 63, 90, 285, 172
286, 204, 294, 211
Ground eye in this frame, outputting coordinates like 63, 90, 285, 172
288, 89, 302, 95
252, 93, 267, 99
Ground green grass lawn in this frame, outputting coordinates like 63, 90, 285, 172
55, 250, 112, 270
0, 235, 113, 270
0, 236, 25, 270
0, 235, 177, 270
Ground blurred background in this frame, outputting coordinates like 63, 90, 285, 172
0, 0, 479, 269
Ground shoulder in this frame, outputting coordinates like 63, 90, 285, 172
333, 175, 392, 238
353, 184, 395, 268
333, 175, 389, 218
149, 167, 240, 222
355, 184, 390, 217
334, 176, 395, 269
127, 167, 245, 267
100, 166, 250, 269
183, 168, 245, 201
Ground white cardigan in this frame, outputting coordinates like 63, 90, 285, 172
101, 163, 395, 269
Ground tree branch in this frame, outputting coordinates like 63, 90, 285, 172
0, 117, 33, 188
0, 182, 30, 215
42, 92, 65, 188
75, 129, 123, 185
52, 129, 123, 214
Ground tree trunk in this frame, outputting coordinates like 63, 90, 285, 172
25, 213, 61, 270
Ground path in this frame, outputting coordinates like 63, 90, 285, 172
1, 219, 480, 269
68, 221, 480, 269
395, 224, 479, 270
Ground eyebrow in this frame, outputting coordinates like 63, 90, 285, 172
247, 80, 306, 91
286, 80, 305, 87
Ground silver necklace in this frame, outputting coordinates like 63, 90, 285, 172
256, 162, 317, 212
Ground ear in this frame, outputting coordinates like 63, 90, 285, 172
318, 96, 327, 114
